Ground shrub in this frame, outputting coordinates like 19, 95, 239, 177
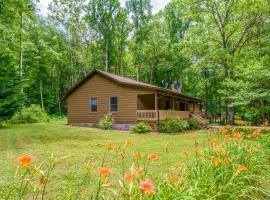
159, 119, 189, 133
131, 122, 152, 134
10, 104, 50, 124
99, 114, 114, 130
187, 119, 201, 130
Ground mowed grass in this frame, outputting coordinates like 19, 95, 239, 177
0, 121, 210, 198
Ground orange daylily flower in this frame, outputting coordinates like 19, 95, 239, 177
139, 180, 155, 195
238, 164, 247, 171
126, 140, 134, 146
233, 132, 241, 141
219, 148, 226, 155
224, 134, 231, 141
226, 125, 232, 129
133, 152, 144, 160
175, 163, 184, 170
224, 158, 231, 165
98, 167, 111, 178
106, 142, 116, 150
148, 153, 158, 161
180, 151, 189, 157
125, 172, 135, 182
193, 146, 200, 153
170, 176, 180, 182
219, 127, 227, 134
251, 131, 261, 138
18, 155, 33, 167
211, 140, 219, 149
212, 156, 222, 165
133, 167, 143, 176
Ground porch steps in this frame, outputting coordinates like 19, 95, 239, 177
190, 112, 208, 125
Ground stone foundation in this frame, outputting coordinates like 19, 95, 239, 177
68, 123, 133, 131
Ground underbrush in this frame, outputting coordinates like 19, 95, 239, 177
99, 114, 114, 130
131, 121, 152, 134
159, 119, 189, 133
9, 104, 50, 124
2, 127, 270, 199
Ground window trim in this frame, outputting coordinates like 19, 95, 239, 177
90, 98, 98, 113
109, 96, 118, 113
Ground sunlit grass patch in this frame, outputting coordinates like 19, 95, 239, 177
0, 122, 269, 199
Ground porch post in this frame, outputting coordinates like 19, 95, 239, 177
173, 97, 175, 110
155, 92, 159, 129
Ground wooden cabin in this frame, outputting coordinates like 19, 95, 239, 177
63, 69, 206, 130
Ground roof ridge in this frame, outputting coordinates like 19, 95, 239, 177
63, 69, 203, 102
95, 69, 157, 87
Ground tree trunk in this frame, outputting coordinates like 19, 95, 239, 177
40, 79, 44, 110
136, 65, 140, 81
118, 46, 123, 75
260, 99, 264, 123
105, 38, 109, 72
57, 67, 62, 115
19, 10, 23, 94
150, 59, 155, 84
227, 103, 234, 124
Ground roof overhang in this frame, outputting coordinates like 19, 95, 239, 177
62, 69, 204, 103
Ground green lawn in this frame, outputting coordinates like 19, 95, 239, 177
0, 121, 210, 198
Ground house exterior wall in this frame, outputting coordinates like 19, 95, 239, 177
66, 73, 153, 124
194, 103, 203, 115
188, 102, 202, 115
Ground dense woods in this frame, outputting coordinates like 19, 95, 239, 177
1, 0, 270, 125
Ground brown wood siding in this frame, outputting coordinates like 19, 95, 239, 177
67, 73, 153, 124
194, 104, 202, 115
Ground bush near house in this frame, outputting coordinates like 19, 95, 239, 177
99, 114, 114, 130
187, 119, 201, 130
9, 104, 50, 124
131, 121, 152, 134
159, 119, 189, 133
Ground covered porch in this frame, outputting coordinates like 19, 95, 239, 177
136, 93, 203, 122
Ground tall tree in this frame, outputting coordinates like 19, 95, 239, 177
126, 0, 152, 80
181, 0, 270, 123
87, 0, 121, 72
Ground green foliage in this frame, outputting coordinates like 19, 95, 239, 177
187, 119, 201, 130
99, 114, 114, 130
0, 61, 22, 121
159, 119, 189, 133
1, 0, 270, 126
10, 104, 50, 124
1, 123, 269, 199
131, 121, 152, 134
156, 135, 270, 199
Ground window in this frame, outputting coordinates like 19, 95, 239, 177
180, 102, 186, 111
110, 96, 118, 112
90, 98, 97, 112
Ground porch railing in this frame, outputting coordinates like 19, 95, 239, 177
136, 110, 189, 121
159, 110, 189, 120
137, 110, 158, 121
